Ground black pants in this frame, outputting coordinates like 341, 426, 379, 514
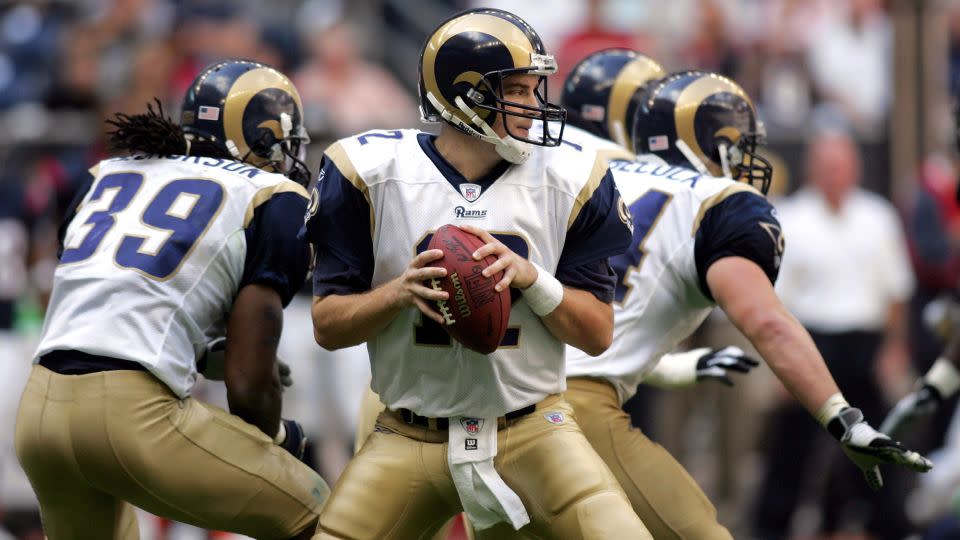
751, 329, 911, 540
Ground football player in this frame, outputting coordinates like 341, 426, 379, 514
881, 308, 960, 436
304, 8, 649, 539
880, 97, 960, 436
486, 53, 933, 540
15, 60, 329, 540
559, 48, 762, 390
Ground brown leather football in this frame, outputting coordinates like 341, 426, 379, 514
427, 224, 511, 354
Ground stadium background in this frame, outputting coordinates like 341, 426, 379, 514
1, 0, 959, 538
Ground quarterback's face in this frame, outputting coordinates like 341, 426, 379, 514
493, 73, 540, 139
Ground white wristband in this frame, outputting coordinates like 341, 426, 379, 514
925, 357, 960, 398
814, 392, 850, 427
273, 422, 287, 445
524, 262, 564, 316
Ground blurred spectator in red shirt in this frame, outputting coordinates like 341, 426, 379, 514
904, 155, 960, 290
554, 0, 650, 97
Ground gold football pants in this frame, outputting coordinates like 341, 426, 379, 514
480, 377, 731, 540
318, 394, 650, 539
566, 377, 731, 539
15, 365, 329, 540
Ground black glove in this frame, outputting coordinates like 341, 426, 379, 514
277, 418, 308, 461
695, 346, 760, 386
278, 360, 293, 389
827, 406, 933, 490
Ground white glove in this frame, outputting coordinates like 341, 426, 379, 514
827, 406, 933, 490
645, 346, 759, 388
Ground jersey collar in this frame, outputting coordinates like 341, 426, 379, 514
417, 133, 511, 202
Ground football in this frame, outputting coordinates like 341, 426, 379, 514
427, 224, 511, 354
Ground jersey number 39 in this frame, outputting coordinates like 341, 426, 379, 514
60, 172, 224, 280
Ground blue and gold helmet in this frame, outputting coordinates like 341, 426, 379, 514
633, 71, 772, 194
181, 60, 310, 185
562, 48, 665, 150
418, 8, 565, 163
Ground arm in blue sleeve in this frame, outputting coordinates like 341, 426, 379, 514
555, 259, 618, 303
242, 190, 311, 307
300, 156, 374, 297
556, 169, 632, 301
694, 191, 785, 301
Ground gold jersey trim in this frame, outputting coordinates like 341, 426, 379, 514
690, 182, 760, 236
324, 141, 375, 234
243, 181, 309, 227
568, 151, 621, 230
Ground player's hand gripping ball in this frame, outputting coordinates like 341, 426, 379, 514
427, 224, 511, 354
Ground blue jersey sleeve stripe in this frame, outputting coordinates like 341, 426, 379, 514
690, 182, 760, 236
243, 181, 309, 228
567, 150, 634, 230
326, 141, 374, 234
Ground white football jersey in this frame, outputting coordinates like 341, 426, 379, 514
306, 128, 631, 418
566, 157, 782, 403
36, 155, 309, 398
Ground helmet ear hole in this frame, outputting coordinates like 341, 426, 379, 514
250, 130, 278, 158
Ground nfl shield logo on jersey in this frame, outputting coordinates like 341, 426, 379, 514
460, 417, 483, 434
460, 183, 481, 202
543, 412, 565, 424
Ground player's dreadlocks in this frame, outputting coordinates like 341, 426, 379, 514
105, 98, 230, 160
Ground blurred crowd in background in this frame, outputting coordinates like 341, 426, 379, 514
3, 0, 960, 539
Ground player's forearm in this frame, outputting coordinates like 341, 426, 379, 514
225, 284, 284, 438
541, 287, 613, 356
312, 282, 405, 350
734, 303, 839, 414
944, 332, 960, 369
883, 300, 909, 348
708, 257, 839, 415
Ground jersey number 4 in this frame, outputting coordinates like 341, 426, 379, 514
60, 172, 224, 280
613, 189, 673, 304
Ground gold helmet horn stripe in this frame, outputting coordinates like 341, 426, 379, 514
674, 74, 750, 177
606, 56, 665, 149
714, 126, 742, 144
223, 67, 304, 164
423, 13, 536, 125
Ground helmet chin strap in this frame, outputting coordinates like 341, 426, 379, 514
426, 91, 531, 164
675, 138, 711, 176
718, 142, 733, 179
